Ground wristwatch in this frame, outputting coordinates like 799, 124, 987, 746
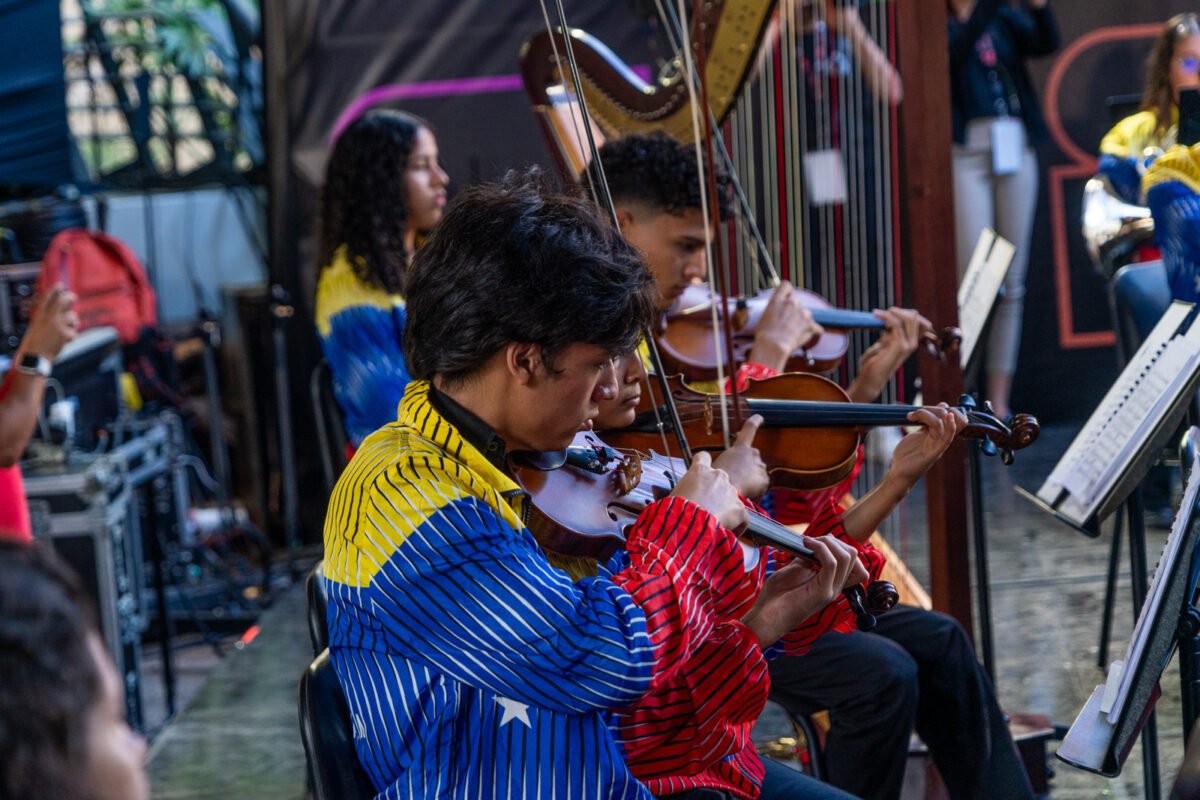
15, 353, 52, 378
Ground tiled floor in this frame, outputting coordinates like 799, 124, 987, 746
146, 422, 1192, 799
147, 578, 311, 800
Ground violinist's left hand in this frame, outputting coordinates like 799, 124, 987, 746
712, 415, 769, 501
741, 534, 867, 647
888, 404, 968, 486
846, 307, 931, 403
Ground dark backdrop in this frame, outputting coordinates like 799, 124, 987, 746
0, 0, 72, 193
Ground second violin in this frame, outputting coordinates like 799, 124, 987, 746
658, 283, 962, 381
604, 371, 1039, 491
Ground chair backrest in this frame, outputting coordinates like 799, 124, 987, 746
1183, 427, 1200, 483
306, 561, 329, 656
310, 359, 349, 493
1111, 260, 1172, 363
1106, 93, 1143, 123
298, 650, 376, 800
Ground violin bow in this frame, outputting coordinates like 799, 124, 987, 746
536, 0, 698, 467
676, 0, 746, 449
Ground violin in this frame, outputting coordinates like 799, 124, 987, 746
657, 284, 962, 381
603, 372, 1039, 491
510, 432, 899, 631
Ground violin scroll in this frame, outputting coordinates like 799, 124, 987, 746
844, 580, 899, 632
1005, 413, 1041, 451
956, 395, 1040, 464
866, 580, 900, 615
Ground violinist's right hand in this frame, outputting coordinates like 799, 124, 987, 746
712, 415, 769, 501
748, 282, 824, 373
669, 450, 748, 533
741, 535, 866, 647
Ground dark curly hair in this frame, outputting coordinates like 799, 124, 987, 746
1142, 13, 1200, 135
404, 169, 657, 387
583, 131, 733, 220
0, 542, 102, 800
319, 109, 429, 295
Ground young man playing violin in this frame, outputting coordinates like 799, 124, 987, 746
323, 172, 870, 800
588, 131, 929, 404
590, 132, 1035, 800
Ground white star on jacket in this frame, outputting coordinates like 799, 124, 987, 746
494, 696, 532, 728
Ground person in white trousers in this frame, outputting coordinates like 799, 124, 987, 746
948, 0, 1059, 419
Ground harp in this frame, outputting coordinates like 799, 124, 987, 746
520, 1, 969, 625
519, 2, 776, 176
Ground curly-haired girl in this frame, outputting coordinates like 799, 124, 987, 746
314, 109, 450, 447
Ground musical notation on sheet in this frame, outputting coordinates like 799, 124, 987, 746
1036, 301, 1200, 526
957, 228, 1015, 369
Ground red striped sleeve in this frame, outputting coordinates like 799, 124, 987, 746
615, 620, 767, 781
641, 746, 766, 798
770, 498, 886, 655
728, 361, 779, 394
611, 496, 756, 681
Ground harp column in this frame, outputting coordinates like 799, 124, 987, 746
896, 0, 974, 635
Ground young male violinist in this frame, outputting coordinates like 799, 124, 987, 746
589, 132, 1035, 800
322, 172, 867, 799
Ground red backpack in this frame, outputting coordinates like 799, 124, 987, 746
37, 229, 157, 344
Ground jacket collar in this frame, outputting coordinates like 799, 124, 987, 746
397, 380, 522, 497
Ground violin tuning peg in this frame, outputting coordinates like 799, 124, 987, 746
980, 439, 998, 458
1000, 447, 1015, 466
958, 394, 976, 409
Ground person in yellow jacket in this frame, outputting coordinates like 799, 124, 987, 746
1099, 14, 1200, 204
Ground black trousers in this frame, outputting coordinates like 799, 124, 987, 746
767, 605, 1034, 800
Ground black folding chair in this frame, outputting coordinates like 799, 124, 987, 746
298, 650, 376, 800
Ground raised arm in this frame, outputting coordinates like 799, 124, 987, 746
947, 0, 1004, 68
1009, 0, 1060, 57
0, 286, 77, 466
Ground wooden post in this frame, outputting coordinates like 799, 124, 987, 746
895, 0, 975, 634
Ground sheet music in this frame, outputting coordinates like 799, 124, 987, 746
1106, 450, 1200, 722
1036, 302, 1198, 524
957, 228, 1014, 368
1062, 333, 1198, 506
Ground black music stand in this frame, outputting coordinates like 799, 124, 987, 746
956, 228, 1016, 685
1055, 428, 1200, 797
1017, 308, 1200, 798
